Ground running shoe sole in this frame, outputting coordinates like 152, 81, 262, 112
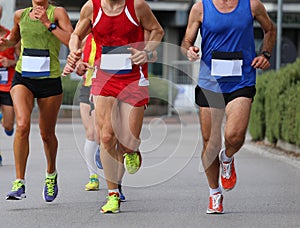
6, 194, 26, 200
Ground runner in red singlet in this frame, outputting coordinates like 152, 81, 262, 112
64, 0, 164, 213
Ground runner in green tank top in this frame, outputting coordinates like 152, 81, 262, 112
0, 0, 73, 202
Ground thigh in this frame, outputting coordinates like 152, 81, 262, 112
225, 97, 252, 137
37, 94, 63, 133
10, 85, 34, 125
93, 95, 118, 138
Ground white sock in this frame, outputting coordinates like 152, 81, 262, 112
221, 149, 232, 163
209, 186, 222, 196
84, 139, 99, 176
108, 189, 120, 195
16, 179, 25, 184
46, 170, 57, 177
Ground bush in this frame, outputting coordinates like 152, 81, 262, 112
61, 75, 81, 105
147, 74, 178, 105
249, 58, 300, 146
249, 70, 273, 141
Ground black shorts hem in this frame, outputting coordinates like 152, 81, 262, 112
195, 85, 256, 108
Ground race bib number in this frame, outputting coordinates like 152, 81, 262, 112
211, 51, 243, 77
22, 48, 50, 77
0, 67, 8, 84
100, 46, 132, 74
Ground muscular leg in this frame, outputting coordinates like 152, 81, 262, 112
224, 97, 252, 157
10, 85, 34, 179
94, 96, 119, 190
199, 107, 224, 189
37, 94, 63, 174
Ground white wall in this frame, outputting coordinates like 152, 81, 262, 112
0, 0, 15, 29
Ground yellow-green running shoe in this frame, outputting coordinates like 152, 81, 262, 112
43, 173, 58, 202
100, 192, 120, 213
6, 180, 26, 200
123, 151, 142, 174
85, 174, 99, 191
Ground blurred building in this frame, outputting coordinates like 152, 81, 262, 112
9, 0, 300, 68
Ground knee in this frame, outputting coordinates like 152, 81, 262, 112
16, 121, 30, 137
225, 131, 245, 149
100, 132, 116, 150
40, 131, 55, 143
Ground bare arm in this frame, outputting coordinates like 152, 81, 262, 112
136, 0, 164, 52
251, 0, 276, 69
63, 1, 93, 75
69, 1, 93, 54
0, 10, 22, 51
181, 1, 203, 61
128, 0, 163, 65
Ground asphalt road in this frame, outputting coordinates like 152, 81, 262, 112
0, 116, 299, 228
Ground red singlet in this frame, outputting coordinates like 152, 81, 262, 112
91, 0, 149, 107
0, 26, 15, 92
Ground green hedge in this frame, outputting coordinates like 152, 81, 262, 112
61, 75, 81, 105
249, 58, 300, 146
148, 74, 178, 105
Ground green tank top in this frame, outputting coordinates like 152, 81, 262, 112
16, 5, 61, 78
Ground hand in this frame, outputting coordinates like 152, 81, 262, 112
251, 55, 270, 70
0, 56, 10, 67
76, 61, 92, 76
128, 47, 147, 66
67, 49, 82, 68
62, 63, 75, 76
186, 46, 200, 62
33, 6, 50, 26
0, 37, 9, 52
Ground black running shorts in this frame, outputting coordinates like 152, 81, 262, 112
11, 72, 62, 98
0, 91, 13, 106
195, 85, 256, 108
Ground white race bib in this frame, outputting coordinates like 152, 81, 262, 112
211, 51, 243, 77
0, 67, 8, 84
22, 48, 50, 77
100, 46, 132, 74
211, 59, 243, 76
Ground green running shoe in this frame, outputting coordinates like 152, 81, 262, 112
100, 192, 120, 213
123, 151, 142, 174
43, 173, 58, 202
6, 180, 26, 200
85, 174, 99, 191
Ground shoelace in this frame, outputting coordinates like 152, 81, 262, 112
212, 194, 221, 209
106, 194, 119, 206
45, 178, 56, 196
222, 162, 232, 179
90, 177, 98, 183
125, 153, 137, 167
12, 181, 23, 191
